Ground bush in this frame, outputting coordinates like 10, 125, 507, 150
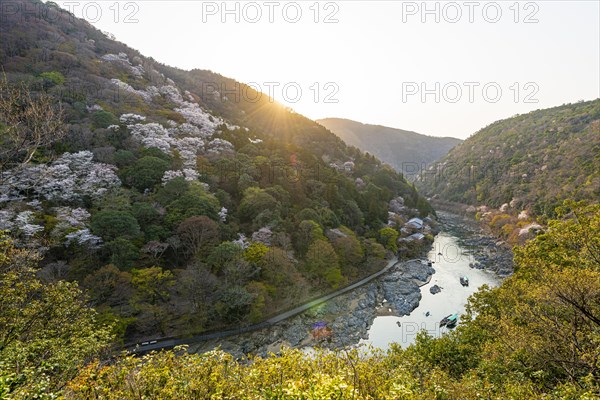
125, 156, 170, 191
91, 110, 119, 129
107, 238, 140, 269
378, 227, 399, 253
165, 184, 220, 226
114, 150, 136, 168
40, 71, 65, 86
91, 210, 141, 241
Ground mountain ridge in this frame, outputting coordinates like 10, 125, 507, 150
417, 99, 600, 217
317, 117, 462, 176
0, 0, 434, 341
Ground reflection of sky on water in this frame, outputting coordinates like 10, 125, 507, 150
362, 232, 500, 349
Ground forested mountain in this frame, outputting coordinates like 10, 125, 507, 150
0, 0, 434, 342
4, 202, 598, 398
1, 1, 599, 399
418, 100, 600, 217
317, 118, 461, 175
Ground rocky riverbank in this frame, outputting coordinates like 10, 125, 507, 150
436, 211, 514, 277
188, 211, 512, 358
188, 259, 434, 358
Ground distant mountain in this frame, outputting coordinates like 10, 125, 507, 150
417, 100, 600, 217
317, 118, 461, 176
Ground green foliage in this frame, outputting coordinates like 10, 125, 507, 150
93, 188, 133, 212
378, 227, 399, 253
294, 219, 325, 255
364, 238, 386, 260
155, 177, 189, 205
91, 210, 140, 241
165, 184, 220, 227
83, 264, 132, 309
416, 196, 434, 217
132, 202, 161, 227
113, 149, 136, 168
91, 110, 119, 129
176, 215, 219, 257
216, 286, 254, 322
332, 228, 364, 274
131, 266, 175, 305
125, 156, 170, 192
0, 234, 113, 398
141, 147, 172, 162
243, 242, 269, 264
305, 240, 343, 288
317, 207, 341, 228
40, 70, 65, 86
260, 247, 300, 289
129, 266, 176, 335
418, 100, 600, 217
207, 241, 243, 272
106, 238, 140, 269
296, 208, 320, 223
238, 187, 279, 223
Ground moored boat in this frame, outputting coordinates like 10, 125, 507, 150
439, 314, 452, 327
446, 314, 459, 328
460, 276, 469, 287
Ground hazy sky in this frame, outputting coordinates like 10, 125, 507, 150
55, 1, 599, 139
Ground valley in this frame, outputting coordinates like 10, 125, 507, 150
0, 0, 598, 398
156, 210, 511, 358
317, 118, 462, 176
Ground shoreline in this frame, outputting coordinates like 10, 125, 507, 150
188, 256, 437, 358
187, 210, 513, 357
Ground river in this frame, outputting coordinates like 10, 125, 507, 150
361, 230, 501, 349
182, 211, 510, 357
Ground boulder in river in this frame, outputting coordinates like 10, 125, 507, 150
429, 285, 442, 294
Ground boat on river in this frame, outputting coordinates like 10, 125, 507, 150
446, 314, 459, 328
439, 314, 452, 327
460, 276, 469, 287
440, 313, 459, 328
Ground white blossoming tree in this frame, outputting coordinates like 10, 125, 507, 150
218, 207, 228, 222
0, 151, 121, 202
119, 113, 146, 124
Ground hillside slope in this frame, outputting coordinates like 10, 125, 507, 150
417, 100, 600, 217
317, 118, 461, 175
0, 0, 434, 341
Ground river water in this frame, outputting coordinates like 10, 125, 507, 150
184, 214, 508, 357
361, 231, 501, 349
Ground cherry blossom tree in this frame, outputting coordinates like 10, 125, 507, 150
119, 113, 146, 124
111, 79, 152, 102
0, 151, 121, 202
64, 229, 103, 249
14, 211, 43, 237
206, 138, 234, 156
218, 207, 228, 222
252, 227, 272, 246
128, 123, 172, 153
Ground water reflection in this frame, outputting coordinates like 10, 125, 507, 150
362, 232, 500, 349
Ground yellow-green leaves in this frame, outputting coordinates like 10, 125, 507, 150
0, 234, 114, 398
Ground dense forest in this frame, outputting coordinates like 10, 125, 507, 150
0, 0, 434, 343
2, 201, 598, 398
418, 100, 600, 217
0, 1, 598, 399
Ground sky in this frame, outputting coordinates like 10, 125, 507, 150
54, 1, 600, 139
